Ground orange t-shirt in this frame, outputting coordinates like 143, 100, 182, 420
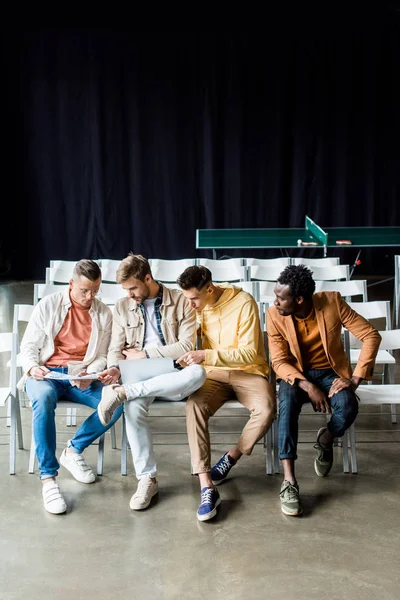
46, 297, 92, 367
293, 309, 331, 370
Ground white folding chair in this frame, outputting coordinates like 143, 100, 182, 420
394, 255, 400, 330
305, 264, 350, 281
149, 258, 196, 282
246, 257, 291, 267
291, 257, 340, 266
99, 259, 121, 283
34, 283, 69, 305
314, 279, 368, 301
0, 332, 24, 474
249, 264, 285, 282
100, 283, 127, 306
197, 258, 246, 282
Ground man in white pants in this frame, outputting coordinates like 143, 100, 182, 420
98, 254, 206, 510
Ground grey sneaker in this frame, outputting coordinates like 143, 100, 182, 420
314, 427, 334, 477
98, 385, 126, 426
280, 480, 302, 516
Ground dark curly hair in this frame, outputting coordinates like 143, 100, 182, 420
177, 265, 212, 291
277, 265, 315, 299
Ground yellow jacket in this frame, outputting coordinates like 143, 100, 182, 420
200, 283, 269, 378
267, 291, 381, 385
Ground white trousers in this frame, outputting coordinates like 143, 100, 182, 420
123, 365, 207, 479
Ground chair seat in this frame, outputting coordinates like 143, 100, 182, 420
357, 385, 400, 404
350, 349, 396, 364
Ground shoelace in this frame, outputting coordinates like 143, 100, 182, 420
280, 482, 298, 501
215, 456, 232, 476
200, 488, 215, 506
134, 479, 154, 500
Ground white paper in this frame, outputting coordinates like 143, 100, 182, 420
44, 372, 100, 381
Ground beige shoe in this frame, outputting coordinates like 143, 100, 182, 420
98, 385, 126, 426
130, 475, 158, 510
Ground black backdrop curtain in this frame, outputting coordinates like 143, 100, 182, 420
2, 21, 400, 279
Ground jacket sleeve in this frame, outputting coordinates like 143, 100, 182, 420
20, 301, 48, 376
86, 306, 113, 373
337, 294, 381, 380
146, 298, 197, 359
204, 299, 266, 368
266, 309, 306, 385
107, 303, 130, 367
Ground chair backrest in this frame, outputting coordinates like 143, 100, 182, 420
258, 281, 277, 305
99, 259, 121, 283
34, 283, 69, 305
12, 304, 34, 334
46, 266, 74, 284
249, 264, 285, 282
347, 300, 392, 329
197, 259, 246, 282
314, 279, 368, 301
239, 281, 259, 301
306, 264, 349, 281
149, 258, 196, 282
100, 283, 127, 306
0, 332, 18, 397
291, 257, 340, 266
349, 328, 400, 351
246, 257, 291, 267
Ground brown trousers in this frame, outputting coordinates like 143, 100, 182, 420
186, 369, 276, 474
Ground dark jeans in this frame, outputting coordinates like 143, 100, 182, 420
278, 368, 359, 460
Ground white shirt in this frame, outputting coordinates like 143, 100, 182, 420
143, 298, 163, 350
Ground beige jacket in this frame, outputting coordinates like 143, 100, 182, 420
18, 289, 112, 391
267, 291, 381, 385
107, 284, 196, 366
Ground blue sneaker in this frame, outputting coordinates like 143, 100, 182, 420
197, 487, 221, 522
211, 453, 236, 485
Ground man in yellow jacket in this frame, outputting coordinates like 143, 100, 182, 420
267, 264, 381, 517
177, 265, 276, 522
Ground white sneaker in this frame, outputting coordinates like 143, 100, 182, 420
129, 475, 158, 510
42, 480, 67, 514
59, 449, 95, 484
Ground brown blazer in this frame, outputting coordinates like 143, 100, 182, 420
267, 292, 381, 385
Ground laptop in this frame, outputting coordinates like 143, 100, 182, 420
118, 357, 177, 385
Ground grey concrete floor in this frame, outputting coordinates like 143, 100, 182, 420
0, 279, 399, 600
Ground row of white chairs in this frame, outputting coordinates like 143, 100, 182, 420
46, 257, 343, 286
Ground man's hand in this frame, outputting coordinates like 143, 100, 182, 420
176, 350, 206, 366
328, 377, 359, 398
122, 349, 146, 360
29, 366, 50, 380
298, 380, 332, 414
70, 371, 92, 390
98, 367, 120, 385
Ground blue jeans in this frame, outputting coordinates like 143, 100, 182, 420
25, 367, 123, 479
278, 368, 359, 460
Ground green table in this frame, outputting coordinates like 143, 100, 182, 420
196, 216, 400, 257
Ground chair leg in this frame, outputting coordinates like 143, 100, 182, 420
390, 405, 397, 424
29, 431, 36, 474
121, 413, 127, 476
66, 407, 72, 426
349, 423, 358, 474
110, 424, 117, 449
97, 434, 104, 476
9, 395, 17, 475
265, 429, 273, 475
342, 430, 350, 474
16, 402, 24, 449
273, 419, 280, 474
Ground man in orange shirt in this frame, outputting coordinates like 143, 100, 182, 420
267, 265, 381, 517
19, 260, 123, 515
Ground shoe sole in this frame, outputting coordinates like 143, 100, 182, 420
211, 479, 225, 486
314, 459, 333, 478
44, 504, 67, 515
130, 490, 158, 511
59, 455, 96, 484
197, 497, 221, 521
281, 505, 303, 517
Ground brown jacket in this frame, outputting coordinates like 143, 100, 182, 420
267, 292, 381, 385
